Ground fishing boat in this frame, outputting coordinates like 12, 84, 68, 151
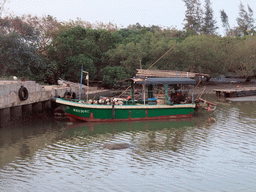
54, 75, 197, 122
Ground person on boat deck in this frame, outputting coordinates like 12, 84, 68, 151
169, 84, 185, 104
174, 84, 180, 92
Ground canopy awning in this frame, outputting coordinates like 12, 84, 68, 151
132, 77, 196, 85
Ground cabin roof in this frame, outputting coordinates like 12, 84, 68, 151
132, 77, 196, 85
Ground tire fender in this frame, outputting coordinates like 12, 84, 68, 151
18, 86, 29, 101
64, 91, 76, 99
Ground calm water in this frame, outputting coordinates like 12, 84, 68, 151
1, 96, 256, 192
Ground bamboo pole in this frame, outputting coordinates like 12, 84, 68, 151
147, 45, 176, 70
118, 86, 130, 98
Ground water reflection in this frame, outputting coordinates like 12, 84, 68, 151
0, 116, 209, 169
1, 98, 256, 191
0, 118, 66, 167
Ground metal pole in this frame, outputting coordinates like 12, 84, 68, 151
79, 66, 83, 100
86, 73, 89, 102
192, 85, 195, 103
143, 84, 145, 105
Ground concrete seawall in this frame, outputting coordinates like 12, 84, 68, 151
0, 80, 111, 127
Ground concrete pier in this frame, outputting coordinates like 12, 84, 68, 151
42, 101, 52, 112
32, 102, 43, 114
10, 106, 22, 122
0, 80, 111, 127
22, 104, 32, 117
0, 108, 11, 127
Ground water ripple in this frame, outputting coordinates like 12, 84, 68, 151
1, 102, 256, 191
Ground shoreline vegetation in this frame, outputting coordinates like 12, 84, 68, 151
0, 0, 255, 88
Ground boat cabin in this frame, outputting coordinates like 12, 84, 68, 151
129, 77, 196, 105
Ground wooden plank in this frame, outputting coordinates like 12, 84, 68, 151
136, 69, 210, 78
214, 87, 256, 93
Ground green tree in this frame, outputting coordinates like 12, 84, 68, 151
178, 35, 227, 76
220, 9, 230, 31
0, 32, 43, 78
183, 0, 203, 34
226, 36, 256, 78
64, 55, 95, 82
202, 0, 218, 35
46, 26, 118, 82
114, 28, 143, 45
100, 66, 128, 88
0, 14, 47, 80
46, 26, 98, 82
0, 15, 39, 44
144, 34, 177, 70
221, 3, 255, 37
105, 41, 145, 76
236, 3, 255, 36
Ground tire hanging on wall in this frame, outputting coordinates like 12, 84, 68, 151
72, 92, 76, 99
18, 86, 29, 101
63, 91, 76, 100
63, 91, 71, 99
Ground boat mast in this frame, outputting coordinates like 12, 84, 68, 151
79, 66, 83, 100
85, 71, 89, 102
140, 60, 146, 105
143, 83, 146, 105
79, 66, 89, 101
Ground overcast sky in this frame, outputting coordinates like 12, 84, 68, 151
4, 0, 256, 35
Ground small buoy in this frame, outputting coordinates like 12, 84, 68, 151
99, 99, 104, 104
13, 76, 18, 80
118, 101, 123, 105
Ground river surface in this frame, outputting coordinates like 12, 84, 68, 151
1, 95, 256, 192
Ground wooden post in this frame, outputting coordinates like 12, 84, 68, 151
143, 84, 146, 105
148, 84, 153, 98
112, 101, 115, 119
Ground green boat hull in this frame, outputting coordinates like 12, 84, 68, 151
55, 98, 196, 122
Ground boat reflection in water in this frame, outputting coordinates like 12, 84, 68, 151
65, 118, 201, 153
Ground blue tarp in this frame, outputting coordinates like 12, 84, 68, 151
132, 77, 196, 85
